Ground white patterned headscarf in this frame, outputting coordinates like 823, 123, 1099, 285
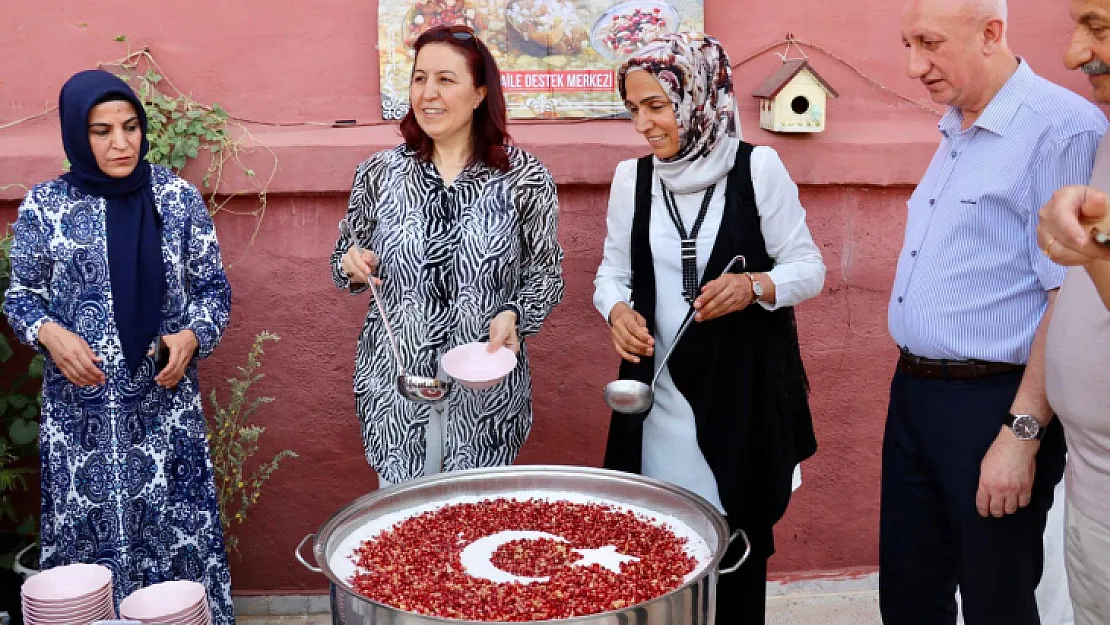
618, 32, 739, 164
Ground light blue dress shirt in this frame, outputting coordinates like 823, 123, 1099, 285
889, 60, 1107, 364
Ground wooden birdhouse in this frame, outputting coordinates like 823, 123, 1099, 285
752, 59, 838, 133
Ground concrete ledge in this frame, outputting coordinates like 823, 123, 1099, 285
0, 108, 935, 201
232, 569, 882, 615
235, 594, 330, 616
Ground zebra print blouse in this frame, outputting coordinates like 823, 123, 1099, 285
331, 145, 565, 481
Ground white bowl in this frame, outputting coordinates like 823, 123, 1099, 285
441, 342, 517, 390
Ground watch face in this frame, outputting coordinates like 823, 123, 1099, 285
1012, 415, 1040, 440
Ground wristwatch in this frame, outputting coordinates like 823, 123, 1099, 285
745, 273, 764, 301
1007, 413, 1046, 441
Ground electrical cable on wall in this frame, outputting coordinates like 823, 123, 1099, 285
0, 34, 940, 132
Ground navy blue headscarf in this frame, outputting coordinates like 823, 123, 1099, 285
59, 69, 165, 377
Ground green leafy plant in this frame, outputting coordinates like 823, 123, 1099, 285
207, 331, 297, 553
0, 231, 44, 540
136, 68, 229, 177
102, 43, 277, 253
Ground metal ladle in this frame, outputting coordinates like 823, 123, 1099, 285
343, 219, 453, 404
604, 254, 746, 415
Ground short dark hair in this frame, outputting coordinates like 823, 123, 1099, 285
400, 25, 512, 172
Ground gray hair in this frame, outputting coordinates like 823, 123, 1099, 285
970, 0, 1007, 23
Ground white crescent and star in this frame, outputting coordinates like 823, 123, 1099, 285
458, 530, 640, 585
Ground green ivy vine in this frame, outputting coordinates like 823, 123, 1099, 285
105, 40, 275, 227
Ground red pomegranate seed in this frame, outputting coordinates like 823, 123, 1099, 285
348, 499, 698, 621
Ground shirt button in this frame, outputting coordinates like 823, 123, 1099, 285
911, 251, 917, 257
929, 199, 936, 205
898, 296, 904, 303
950, 151, 958, 158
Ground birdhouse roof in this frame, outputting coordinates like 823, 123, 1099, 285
751, 59, 839, 99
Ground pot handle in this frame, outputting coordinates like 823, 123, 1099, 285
295, 533, 323, 574
718, 529, 751, 575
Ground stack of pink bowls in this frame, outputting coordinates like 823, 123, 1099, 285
119, 580, 211, 625
20, 562, 116, 624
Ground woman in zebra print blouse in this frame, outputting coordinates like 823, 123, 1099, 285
331, 25, 565, 487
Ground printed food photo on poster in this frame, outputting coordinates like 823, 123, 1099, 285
378, 0, 705, 119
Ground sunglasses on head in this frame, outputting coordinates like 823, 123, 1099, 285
435, 24, 476, 42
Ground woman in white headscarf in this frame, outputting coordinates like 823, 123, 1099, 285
593, 32, 825, 623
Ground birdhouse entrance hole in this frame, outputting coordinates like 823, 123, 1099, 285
790, 95, 810, 115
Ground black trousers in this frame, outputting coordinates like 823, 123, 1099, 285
715, 516, 769, 624
879, 368, 1066, 625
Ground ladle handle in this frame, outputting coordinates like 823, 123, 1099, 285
648, 254, 746, 388
344, 218, 406, 377
366, 277, 406, 377
649, 309, 696, 388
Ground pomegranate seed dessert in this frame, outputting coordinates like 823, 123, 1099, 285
505, 0, 589, 55
596, 6, 669, 56
332, 493, 712, 621
404, 0, 486, 46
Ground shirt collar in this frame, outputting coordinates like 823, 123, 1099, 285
938, 58, 1033, 138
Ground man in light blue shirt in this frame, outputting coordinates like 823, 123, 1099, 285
883, 0, 1106, 623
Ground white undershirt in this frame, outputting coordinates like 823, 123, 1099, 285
593, 146, 825, 514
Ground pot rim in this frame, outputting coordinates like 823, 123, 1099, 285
306, 464, 730, 624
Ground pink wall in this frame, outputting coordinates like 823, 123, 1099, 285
0, 0, 1103, 595
0, 0, 1092, 123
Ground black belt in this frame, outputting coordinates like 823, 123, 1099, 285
897, 350, 1024, 380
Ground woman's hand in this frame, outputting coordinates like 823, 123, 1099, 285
1038, 185, 1110, 266
693, 274, 754, 322
609, 302, 654, 363
341, 246, 382, 286
153, 329, 199, 389
38, 321, 105, 387
488, 310, 520, 355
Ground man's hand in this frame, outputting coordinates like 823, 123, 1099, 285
976, 426, 1038, 518
1038, 185, 1110, 266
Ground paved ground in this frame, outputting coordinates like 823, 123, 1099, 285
237, 589, 882, 624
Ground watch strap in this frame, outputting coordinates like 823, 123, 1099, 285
744, 273, 763, 301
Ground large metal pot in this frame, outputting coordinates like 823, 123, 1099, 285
296, 465, 749, 624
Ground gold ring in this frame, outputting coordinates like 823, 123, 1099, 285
1043, 235, 1055, 258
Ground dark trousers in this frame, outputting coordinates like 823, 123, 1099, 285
879, 368, 1066, 625
715, 516, 769, 624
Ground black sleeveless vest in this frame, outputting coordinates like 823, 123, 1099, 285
602, 143, 817, 556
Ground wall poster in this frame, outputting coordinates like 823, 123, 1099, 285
378, 0, 705, 119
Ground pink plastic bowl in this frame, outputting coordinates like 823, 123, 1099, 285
441, 342, 518, 390
20, 563, 112, 603
118, 580, 206, 620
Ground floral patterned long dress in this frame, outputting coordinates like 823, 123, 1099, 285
3, 166, 235, 623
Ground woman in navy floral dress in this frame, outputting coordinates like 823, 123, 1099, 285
2, 70, 235, 623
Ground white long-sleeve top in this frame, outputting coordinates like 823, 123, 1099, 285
593, 146, 825, 513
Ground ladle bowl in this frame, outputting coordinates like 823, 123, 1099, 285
604, 255, 747, 415
604, 379, 656, 415
397, 375, 452, 403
